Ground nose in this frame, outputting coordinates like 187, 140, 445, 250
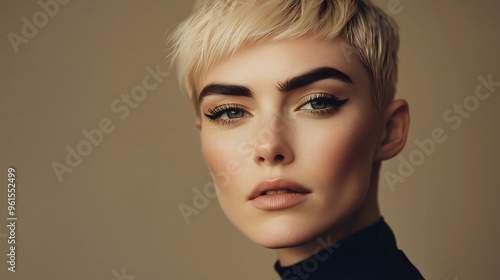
252, 116, 294, 166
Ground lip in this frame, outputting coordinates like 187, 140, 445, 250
249, 178, 310, 210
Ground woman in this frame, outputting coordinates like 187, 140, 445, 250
170, 0, 424, 279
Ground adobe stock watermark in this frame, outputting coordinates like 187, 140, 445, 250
178, 110, 288, 225
178, 176, 217, 225
7, 0, 71, 54
51, 64, 169, 182
281, 237, 341, 280
110, 267, 135, 280
384, 74, 499, 192
384, 0, 414, 16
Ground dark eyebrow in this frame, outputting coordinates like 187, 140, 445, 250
198, 67, 351, 104
198, 84, 252, 104
277, 67, 352, 93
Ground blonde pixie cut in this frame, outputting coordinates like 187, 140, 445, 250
169, 0, 399, 115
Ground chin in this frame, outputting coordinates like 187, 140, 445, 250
245, 218, 321, 249
253, 234, 313, 250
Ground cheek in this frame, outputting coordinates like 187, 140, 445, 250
301, 114, 378, 187
200, 128, 250, 191
200, 128, 255, 226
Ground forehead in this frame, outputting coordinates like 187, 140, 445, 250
197, 37, 369, 95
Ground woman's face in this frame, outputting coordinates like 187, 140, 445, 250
197, 37, 381, 249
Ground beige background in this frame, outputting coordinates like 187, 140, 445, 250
0, 0, 499, 279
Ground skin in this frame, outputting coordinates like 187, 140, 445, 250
195, 37, 409, 266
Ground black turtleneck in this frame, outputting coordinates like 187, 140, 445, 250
274, 218, 424, 280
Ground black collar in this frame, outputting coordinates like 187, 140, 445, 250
274, 218, 424, 280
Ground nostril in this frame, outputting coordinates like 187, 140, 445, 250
274, 154, 284, 161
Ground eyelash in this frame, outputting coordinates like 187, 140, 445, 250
204, 93, 349, 126
204, 103, 248, 126
299, 93, 349, 117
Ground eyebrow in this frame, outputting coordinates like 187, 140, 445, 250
199, 84, 252, 105
277, 67, 352, 92
198, 67, 352, 104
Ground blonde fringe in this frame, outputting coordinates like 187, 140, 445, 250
168, 0, 399, 114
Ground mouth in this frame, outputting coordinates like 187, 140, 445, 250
261, 189, 298, 195
249, 178, 310, 210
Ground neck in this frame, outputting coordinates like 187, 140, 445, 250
276, 162, 382, 266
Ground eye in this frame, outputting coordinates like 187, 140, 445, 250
299, 93, 349, 116
223, 109, 246, 119
204, 103, 251, 125
301, 99, 329, 110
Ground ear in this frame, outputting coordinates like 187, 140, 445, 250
374, 99, 410, 161
195, 117, 202, 132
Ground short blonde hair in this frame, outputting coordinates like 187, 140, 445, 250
169, 0, 399, 114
